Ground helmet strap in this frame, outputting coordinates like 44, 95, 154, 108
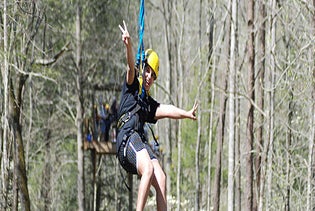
139, 62, 147, 100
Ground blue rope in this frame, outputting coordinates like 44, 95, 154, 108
136, 0, 147, 99
136, 0, 145, 67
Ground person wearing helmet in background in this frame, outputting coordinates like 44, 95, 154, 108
100, 103, 111, 142
118, 21, 198, 211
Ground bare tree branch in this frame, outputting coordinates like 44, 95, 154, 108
34, 42, 71, 66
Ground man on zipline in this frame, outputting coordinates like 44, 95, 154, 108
117, 21, 198, 211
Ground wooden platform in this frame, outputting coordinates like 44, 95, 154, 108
83, 140, 117, 154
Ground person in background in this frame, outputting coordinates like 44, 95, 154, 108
110, 97, 118, 142
100, 103, 111, 142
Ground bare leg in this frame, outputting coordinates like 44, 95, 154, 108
136, 149, 154, 211
151, 160, 167, 211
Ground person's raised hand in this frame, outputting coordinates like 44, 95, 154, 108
189, 100, 198, 120
119, 20, 130, 46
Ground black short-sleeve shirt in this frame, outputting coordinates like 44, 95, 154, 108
117, 73, 160, 149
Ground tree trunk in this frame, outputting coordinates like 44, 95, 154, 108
12, 75, 31, 211
212, 72, 228, 211
285, 90, 293, 211
1, 0, 10, 208
213, 3, 230, 210
266, 0, 276, 209
234, 2, 241, 210
41, 129, 52, 211
176, 2, 186, 210
176, 122, 182, 211
228, 0, 237, 209
255, 0, 266, 209
75, 4, 85, 211
235, 77, 241, 211
307, 0, 315, 209
195, 98, 201, 211
161, 2, 173, 207
195, 0, 203, 210
206, 8, 215, 211
245, 0, 255, 210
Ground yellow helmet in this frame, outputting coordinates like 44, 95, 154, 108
145, 49, 159, 79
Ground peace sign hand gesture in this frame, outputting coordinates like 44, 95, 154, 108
119, 20, 130, 46
119, 20, 135, 84
189, 101, 199, 120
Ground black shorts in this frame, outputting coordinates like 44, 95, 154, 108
117, 132, 156, 175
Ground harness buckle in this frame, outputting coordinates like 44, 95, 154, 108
117, 112, 131, 129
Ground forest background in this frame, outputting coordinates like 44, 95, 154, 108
0, 0, 315, 210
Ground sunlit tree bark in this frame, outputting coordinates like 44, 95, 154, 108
228, 0, 237, 209
176, 1, 186, 209
195, 0, 203, 210
75, 4, 85, 211
266, 0, 276, 209
1, 0, 10, 208
245, 0, 255, 210
213, 66, 228, 211
206, 3, 215, 209
307, 0, 315, 209
255, 0, 266, 209
160, 2, 173, 208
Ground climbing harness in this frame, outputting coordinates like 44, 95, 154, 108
117, 130, 135, 191
117, 104, 141, 130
